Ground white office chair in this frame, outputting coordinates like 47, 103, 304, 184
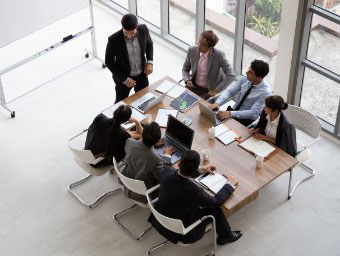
146, 185, 217, 256
68, 129, 121, 208
284, 105, 321, 199
112, 157, 153, 240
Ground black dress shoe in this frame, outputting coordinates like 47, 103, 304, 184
217, 231, 243, 245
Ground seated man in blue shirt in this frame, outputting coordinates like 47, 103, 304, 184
149, 150, 242, 245
209, 59, 272, 126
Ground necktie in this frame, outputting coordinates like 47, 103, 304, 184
234, 84, 254, 111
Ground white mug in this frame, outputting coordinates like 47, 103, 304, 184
256, 155, 264, 168
202, 149, 211, 161
208, 127, 216, 139
144, 114, 152, 124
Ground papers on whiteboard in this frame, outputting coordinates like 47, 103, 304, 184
155, 109, 178, 127
155, 80, 186, 98
239, 136, 276, 157
102, 102, 145, 130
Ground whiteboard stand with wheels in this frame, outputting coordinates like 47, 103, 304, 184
0, 0, 104, 118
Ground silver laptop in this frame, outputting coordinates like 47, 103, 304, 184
198, 101, 222, 126
130, 92, 167, 113
154, 115, 195, 164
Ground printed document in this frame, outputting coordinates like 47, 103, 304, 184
239, 136, 275, 157
195, 173, 228, 194
155, 109, 178, 127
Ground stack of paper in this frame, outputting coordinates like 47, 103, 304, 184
214, 123, 240, 145
195, 173, 228, 194
102, 102, 145, 129
155, 109, 178, 127
239, 136, 276, 157
155, 80, 186, 98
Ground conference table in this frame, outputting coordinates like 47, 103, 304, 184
112, 76, 298, 217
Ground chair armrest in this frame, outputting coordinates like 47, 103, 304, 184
297, 137, 320, 154
183, 215, 216, 235
147, 184, 160, 194
92, 156, 105, 165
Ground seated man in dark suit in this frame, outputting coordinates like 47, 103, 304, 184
121, 122, 174, 203
149, 150, 242, 245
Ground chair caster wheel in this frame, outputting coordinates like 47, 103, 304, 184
11, 111, 15, 118
85, 53, 89, 58
102, 64, 106, 69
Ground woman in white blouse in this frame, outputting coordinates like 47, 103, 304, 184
250, 95, 297, 157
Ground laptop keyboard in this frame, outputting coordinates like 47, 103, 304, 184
138, 96, 156, 111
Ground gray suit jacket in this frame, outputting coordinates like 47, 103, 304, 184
182, 46, 235, 92
121, 138, 171, 203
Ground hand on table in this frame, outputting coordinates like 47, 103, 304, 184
206, 90, 217, 98
227, 175, 239, 187
208, 103, 219, 111
163, 146, 175, 155
217, 111, 231, 120
201, 165, 216, 175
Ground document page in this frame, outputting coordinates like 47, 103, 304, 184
239, 136, 275, 157
155, 109, 178, 127
214, 123, 230, 137
217, 130, 239, 146
196, 173, 227, 194
155, 80, 177, 94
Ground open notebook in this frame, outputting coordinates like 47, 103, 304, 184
239, 136, 276, 157
195, 173, 228, 194
155, 80, 186, 98
214, 123, 240, 146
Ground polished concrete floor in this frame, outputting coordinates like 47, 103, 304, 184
1, 3, 340, 256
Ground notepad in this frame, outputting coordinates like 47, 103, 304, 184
239, 136, 276, 157
195, 173, 228, 194
214, 123, 239, 145
102, 102, 145, 130
155, 80, 177, 94
155, 81, 186, 98
155, 109, 178, 127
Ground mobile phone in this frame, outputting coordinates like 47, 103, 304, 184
182, 117, 192, 126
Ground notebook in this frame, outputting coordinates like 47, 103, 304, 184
195, 173, 228, 194
239, 136, 276, 157
214, 123, 240, 145
155, 81, 186, 98
154, 109, 178, 127
170, 91, 200, 113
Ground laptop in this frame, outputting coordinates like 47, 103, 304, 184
198, 101, 222, 126
154, 115, 195, 164
130, 92, 167, 113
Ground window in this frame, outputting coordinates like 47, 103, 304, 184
205, 0, 236, 66
314, 0, 340, 15
300, 68, 340, 126
242, 0, 283, 87
113, 0, 128, 9
169, 0, 196, 45
137, 0, 161, 27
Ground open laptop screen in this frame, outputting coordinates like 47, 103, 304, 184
166, 115, 194, 149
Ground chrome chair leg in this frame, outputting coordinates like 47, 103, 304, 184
68, 174, 121, 208
147, 240, 168, 255
288, 163, 315, 199
113, 204, 153, 240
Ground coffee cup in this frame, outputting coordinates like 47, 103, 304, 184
144, 114, 152, 124
202, 149, 211, 161
208, 127, 216, 139
256, 155, 264, 168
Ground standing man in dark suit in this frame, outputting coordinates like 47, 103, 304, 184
149, 150, 242, 245
105, 14, 154, 103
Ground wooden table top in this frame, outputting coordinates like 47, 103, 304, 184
122, 76, 298, 213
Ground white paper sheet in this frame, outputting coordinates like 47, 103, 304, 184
155, 109, 178, 127
155, 80, 177, 94
167, 85, 186, 98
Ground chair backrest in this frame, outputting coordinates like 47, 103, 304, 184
284, 105, 321, 139
146, 193, 186, 235
68, 131, 97, 164
113, 157, 148, 195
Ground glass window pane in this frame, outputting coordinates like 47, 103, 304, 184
169, 0, 196, 45
205, 0, 236, 67
137, 0, 160, 27
301, 68, 340, 126
242, 0, 283, 87
114, 0, 128, 9
307, 14, 340, 75
314, 0, 340, 16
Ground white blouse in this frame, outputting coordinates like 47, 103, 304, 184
264, 113, 280, 140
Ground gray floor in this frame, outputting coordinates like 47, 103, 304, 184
1, 4, 340, 256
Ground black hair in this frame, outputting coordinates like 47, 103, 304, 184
179, 150, 201, 177
250, 59, 269, 78
121, 14, 138, 30
265, 95, 288, 112
112, 105, 132, 126
142, 122, 161, 147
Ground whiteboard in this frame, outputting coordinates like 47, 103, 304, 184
0, 0, 88, 48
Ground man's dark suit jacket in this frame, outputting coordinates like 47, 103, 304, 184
255, 110, 297, 157
149, 167, 234, 244
105, 24, 153, 85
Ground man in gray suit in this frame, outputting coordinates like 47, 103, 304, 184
182, 30, 235, 100
121, 122, 174, 203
